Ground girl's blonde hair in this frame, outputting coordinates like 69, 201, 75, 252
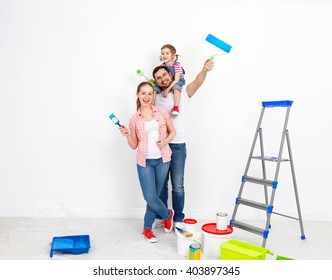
161, 44, 180, 62
136, 81, 154, 111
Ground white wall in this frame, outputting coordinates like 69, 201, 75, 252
1, 0, 331, 221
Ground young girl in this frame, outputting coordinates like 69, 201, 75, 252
119, 81, 176, 243
155, 44, 186, 116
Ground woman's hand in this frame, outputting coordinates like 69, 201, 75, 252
119, 125, 130, 137
156, 139, 167, 149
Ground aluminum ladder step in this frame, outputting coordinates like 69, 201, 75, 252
252, 155, 289, 162
231, 220, 266, 237
242, 175, 277, 188
237, 198, 271, 212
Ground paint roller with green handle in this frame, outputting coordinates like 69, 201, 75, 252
136, 69, 156, 87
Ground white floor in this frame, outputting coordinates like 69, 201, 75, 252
0, 217, 331, 260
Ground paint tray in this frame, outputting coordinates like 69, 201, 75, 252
220, 239, 273, 260
50, 235, 90, 258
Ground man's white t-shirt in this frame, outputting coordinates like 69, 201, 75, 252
154, 85, 189, 144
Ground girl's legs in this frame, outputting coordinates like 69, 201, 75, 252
171, 89, 181, 115
173, 89, 181, 106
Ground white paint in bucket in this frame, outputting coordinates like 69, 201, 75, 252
177, 231, 202, 257
201, 223, 233, 258
216, 212, 228, 231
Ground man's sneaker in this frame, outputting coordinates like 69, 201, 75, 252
152, 219, 163, 229
171, 106, 179, 115
162, 209, 174, 233
142, 229, 157, 243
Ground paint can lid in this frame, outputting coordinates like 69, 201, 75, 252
190, 243, 201, 249
201, 223, 233, 235
183, 218, 197, 224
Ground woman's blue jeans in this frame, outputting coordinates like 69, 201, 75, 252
137, 158, 171, 230
159, 143, 186, 222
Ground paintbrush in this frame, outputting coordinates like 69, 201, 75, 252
109, 113, 123, 127
175, 227, 193, 238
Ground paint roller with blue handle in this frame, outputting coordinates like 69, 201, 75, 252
206, 33, 232, 61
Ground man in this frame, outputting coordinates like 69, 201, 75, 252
152, 59, 214, 228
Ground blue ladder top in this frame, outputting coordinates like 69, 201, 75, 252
262, 100, 293, 107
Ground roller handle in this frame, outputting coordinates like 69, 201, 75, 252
136, 69, 156, 87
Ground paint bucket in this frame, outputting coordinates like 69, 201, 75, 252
216, 212, 228, 231
177, 231, 202, 257
188, 243, 201, 260
183, 218, 197, 233
201, 223, 233, 258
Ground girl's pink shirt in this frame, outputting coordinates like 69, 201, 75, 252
129, 106, 172, 167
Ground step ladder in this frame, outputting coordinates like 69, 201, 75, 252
230, 100, 305, 247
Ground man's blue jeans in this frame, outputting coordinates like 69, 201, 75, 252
159, 143, 186, 222
137, 158, 171, 230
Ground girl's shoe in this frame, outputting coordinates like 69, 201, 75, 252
171, 106, 179, 115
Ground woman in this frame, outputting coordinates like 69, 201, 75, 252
119, 81, 176, 243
